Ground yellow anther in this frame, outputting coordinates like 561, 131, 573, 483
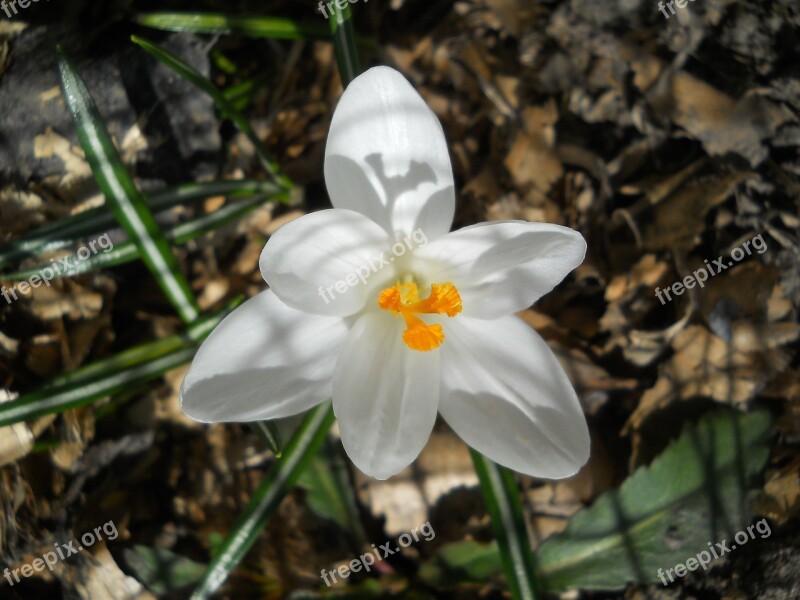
378, 281, 462, 351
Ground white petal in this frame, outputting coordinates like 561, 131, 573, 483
413, 221, 586, 319
439, 315, 589, 479
325, 66, 455, 239
260, 208, 395, 317
333, 311, 440, 479
181, 290, 349, 423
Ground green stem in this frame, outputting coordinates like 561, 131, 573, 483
471, 450, 542, 600
191, 405, 335, 599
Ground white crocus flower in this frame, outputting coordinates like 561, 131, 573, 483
181, 66, 590, 480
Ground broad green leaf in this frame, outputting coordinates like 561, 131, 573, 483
419, 540, 504, 585
536, 409, 773, 591
471, 450, 542, 600
298, 440, 365, 544
0, 299, 241, 427
135, 12, 329, 41
427, 411, 773, 593
5, 193, 278, 281
124, 545, 207, 594
131, 36, 292, 188
57, 47, 199, 324
191, 404, 335, 599
0, 179, 280, 270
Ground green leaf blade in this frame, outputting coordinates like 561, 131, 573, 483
329, 6, 360, 87
0, 299, 240, 428
471, 451, 542, 600
56, 47, 199, 323
191, 404, 335, 599
4, 193, 280, 281
130, 36, 292, 188
0, 179, 280, 270
135, 12, 329, 41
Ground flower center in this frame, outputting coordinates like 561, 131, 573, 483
377, 281, 462, 351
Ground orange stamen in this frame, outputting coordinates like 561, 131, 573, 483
378, 282, 462, 351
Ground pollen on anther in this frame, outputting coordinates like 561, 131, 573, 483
377, 281, 462, 351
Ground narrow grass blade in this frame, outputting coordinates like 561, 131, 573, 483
471, 450, 542, 600
329, 4, 360, 87
191, 404, 335, 599
250, 421, 283, 457
0, 299, 240, 428
223, 73, 273, 112
135, 12, 329, 41
5, 193, 278, 281
0, 179, 281, 271
131, 36, 292, 189
57, 46, 200, 324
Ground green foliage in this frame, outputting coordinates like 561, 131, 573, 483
471, 450, 542, 600
57, 46, 200, 323
419, 540, 504, 585
328, 5, 361, 87
136, 12, 330, 41
0, 299, 241, 427
424, 410, 774, 593
0, 179, 279, 270
124, 545, 207, 594
298, 442, 366, 545
536, 409, 773, 590
191, 405, 335, 600
131, 35, 292, 188
5, 193, 281, 281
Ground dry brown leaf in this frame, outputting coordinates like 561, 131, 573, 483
24, 333, 62, 377
650, 72, 789, 167
623, 45, 789, 166
755, 458, 800, 524
0, 390, 34, 467
463, 166, 504, 206
640, 172, 754, 253
627, 322, 797, 431
64, 542, 153, 600
605, 254, 669, 303
33, 128, 94, 199
696, 261, 781, 323
504, 101, 563, 192
551, 342, 637, 413
51, 409, 95, 473
618, 313, 692, 368
0, 187, 52, 238
19, 278, 105, 322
